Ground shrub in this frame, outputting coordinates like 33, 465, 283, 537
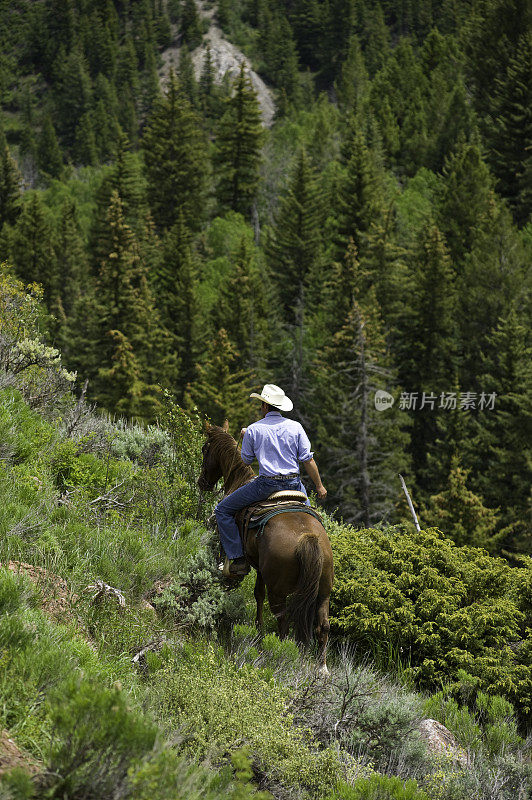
328, 522, 532, 719
330, 774, 430, 800
149, 639, 344, 798
152, 544, 247, 630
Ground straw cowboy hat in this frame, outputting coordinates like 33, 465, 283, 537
249, 384, 293, 412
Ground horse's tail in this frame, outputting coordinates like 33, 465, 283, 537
288, 531, 323, 644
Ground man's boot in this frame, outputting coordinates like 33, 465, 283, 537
222, 556, 250, 579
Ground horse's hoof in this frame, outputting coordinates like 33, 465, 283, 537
318, 664, 330, 678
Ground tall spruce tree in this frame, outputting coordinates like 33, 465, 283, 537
489, 32, 532, 226
215, 235, 271, 382
9, 193, 57, 305
394, 224, 458, 493
142, 71, 207, 231
158, 213, 200, 401
335, 127, 383, 259
91, 191, 160, 418
215, 63, 263, 217
466, 308, 532, 552
38, 114, 64, 179
0, 132, 21, 232
317, 288, 409, 525
189, 328, 251, 430
438, 136, 496, 265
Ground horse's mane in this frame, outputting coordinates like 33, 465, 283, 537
207, 426, 255, 488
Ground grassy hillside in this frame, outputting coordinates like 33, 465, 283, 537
0, 292, 530, 799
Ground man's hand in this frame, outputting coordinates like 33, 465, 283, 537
240, 427, 247, 438
316, 484, 327, 500
302, 458, 327, 501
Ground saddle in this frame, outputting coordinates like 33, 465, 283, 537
236, 490, 323, 551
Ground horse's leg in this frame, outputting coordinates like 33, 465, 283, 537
254, 572, 265, 630
315, 595, 331, 677
268, 591, 289, 639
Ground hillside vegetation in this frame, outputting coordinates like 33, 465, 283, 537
0, 1, 531, 797
0, 277, 531, 798
0, 0, 529, 554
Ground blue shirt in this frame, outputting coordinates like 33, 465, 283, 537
240, 411, 314, 476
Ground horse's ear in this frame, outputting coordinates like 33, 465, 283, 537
222, 419, 230, 433
204, 419, 212, 433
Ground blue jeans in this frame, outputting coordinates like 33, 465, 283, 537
215, 475, 309, 559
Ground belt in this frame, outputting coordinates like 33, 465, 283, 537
264, 473, 300, 481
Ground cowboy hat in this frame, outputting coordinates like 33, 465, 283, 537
249, 384, 293, 412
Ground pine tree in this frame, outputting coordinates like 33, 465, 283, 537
335, 127, 383, 258
90, 132, 147, 267
178, 44, 199, 107
74, 111, 98, 166
215, 63, 263, 217
489, 32, 532, 226
38, 114, 63, 179
0, 132, 22, 231
466, 309, 532, 552
142, 71, 207, 231
438, 136, 496, 265
334, 35, 369, 113
91, 191, 160, 418
157, 213, 200, 401
215, 235, 271, 381
189, 328, 251, 429
394, 224, 458, 492
317, 290, 410, 525
53, 200, 89, 359
423, 456, 507, 552
9, 193, 57, 305
53, 47, 93, 150
180, 0, 202, 48
363, 3, 390, 76
92, 74, 121, 162
267, 148, 323, 322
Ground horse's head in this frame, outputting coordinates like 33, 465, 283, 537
197, 420, 229, 492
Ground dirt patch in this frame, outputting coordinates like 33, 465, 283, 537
3, 561, 77, 625
0, 730, 40, 778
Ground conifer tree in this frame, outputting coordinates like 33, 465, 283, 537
317, 289, 409, 525
180, 0, 202, 48
189, 328, 251, 429
157, 213, 200, 401
489, 32, 532, 226
215, 235, 271, 380
142, 71, 207, 231
9, 193, 57, 305
466, 309, 531, 551
335, 127, 383, 258
423, 457, 507, 552
91, 191, 160, 418
363, 3, 390, 76
394, 224, 458, 492
92, 74, 121, 162
438, 136, 496, 265
53, 47, 93, 150
74, 111, 98, 166
178, 44, 199, 107
0, 132, 22, 232
53, 200, 89, 359
90, 132, 147, 267
215, 63, 263, 217
334, 35, 369, 113
267, 148, 323, 322
38, 114, 63, 179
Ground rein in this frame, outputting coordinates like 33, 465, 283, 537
223, 430, 244, 494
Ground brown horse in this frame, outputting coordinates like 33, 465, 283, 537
198, 422, 334, 674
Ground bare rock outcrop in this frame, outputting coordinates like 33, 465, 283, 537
159, 0, 275, 126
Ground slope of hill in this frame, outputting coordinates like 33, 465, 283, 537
0, 279, 530, 799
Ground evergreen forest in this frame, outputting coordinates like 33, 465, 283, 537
0, 1, 531, 797
0, 0, 530, 553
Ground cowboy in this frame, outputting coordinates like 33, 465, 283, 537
215, 384, 327, 578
